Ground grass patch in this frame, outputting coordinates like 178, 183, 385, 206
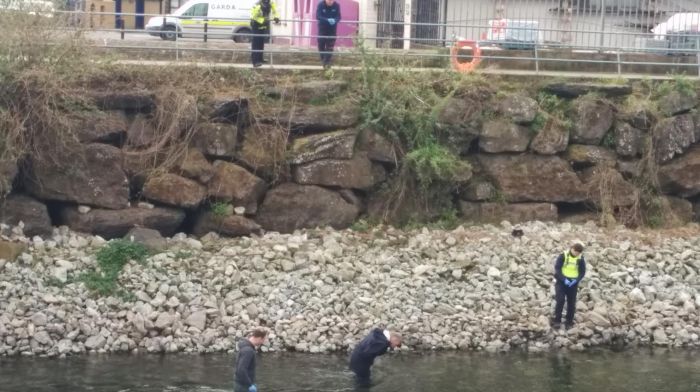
79, 240, 149, 297
210, 201, 233, 217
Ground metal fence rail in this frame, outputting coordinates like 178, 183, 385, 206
3, 3, 700, 75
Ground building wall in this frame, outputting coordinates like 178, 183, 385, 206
85, 0, 114, 29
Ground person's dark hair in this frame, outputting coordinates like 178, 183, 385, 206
251, 329, 268, 338
572, 243, 584, 253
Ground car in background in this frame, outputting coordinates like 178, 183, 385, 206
145, 0, 255, 42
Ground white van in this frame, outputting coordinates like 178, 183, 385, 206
651, 13, 700, 40
145, 0, 256, 42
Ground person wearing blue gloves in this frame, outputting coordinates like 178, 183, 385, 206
551, 242, 587, 330
234, 328, 268, 392
316, 0, 341, 68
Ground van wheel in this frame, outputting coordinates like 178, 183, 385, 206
234, 28, 252, 43
160, 25, 177, 41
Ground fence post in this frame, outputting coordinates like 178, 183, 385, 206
204, 19, 208, 42
598, 0, 605, 50
534, 41, 539, 74
617, 51, 621, 75
403, 0, 412, 50
120, 17, 125, 40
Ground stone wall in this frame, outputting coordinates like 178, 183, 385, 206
1, 79, 700, 238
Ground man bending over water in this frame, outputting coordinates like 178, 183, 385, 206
349, 328, 402, 388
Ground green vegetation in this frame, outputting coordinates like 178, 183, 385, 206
79, 240, 149, 298
210, 201, 233, 217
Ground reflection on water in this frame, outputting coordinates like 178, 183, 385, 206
0, 350, 699, 392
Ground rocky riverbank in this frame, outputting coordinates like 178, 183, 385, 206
0, 220, 699, 357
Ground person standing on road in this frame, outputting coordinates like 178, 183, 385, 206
250, 0, 280, 67
551, 242, 587, 330
316, 0, 341, 68
349, 328, 402, 388
234, 328, 268, 392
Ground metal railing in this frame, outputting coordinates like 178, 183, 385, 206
4, 1, 700, 75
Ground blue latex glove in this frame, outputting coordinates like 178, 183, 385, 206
328, 18, 335, 26
563, 278, 572, 286
249, 385, 257, 392
569, 279, 578, 287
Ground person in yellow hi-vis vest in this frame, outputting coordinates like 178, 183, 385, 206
551, 242, 587, 330
250, 0, 280, 67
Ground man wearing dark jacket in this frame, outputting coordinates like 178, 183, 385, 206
349, 328, 402, 387
316, 0, 341, 68
551, 242, 587, 330
234, 329, 268, 392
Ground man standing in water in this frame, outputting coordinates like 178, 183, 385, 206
234, 328, 268, 392
349, 328, 402, 388
551, 242, 587, 330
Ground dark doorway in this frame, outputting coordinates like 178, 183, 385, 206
135, 0, 146, 29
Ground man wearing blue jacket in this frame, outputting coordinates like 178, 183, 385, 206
349, 328, 402, 388
551, 242, 587, 330
316, 0, 341, 68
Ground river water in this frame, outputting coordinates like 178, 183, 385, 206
1, 350, 699, 392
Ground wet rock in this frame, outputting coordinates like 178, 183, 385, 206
59, 205, 185, 239
257, 184, 359, 233
479, 120, 532, 153
0, 195, 52, 237
436, 97, 484, 154
497, 94, 538, 123
292, 154, 385, 190
237, 124, 288, 177
124, 227, 167, 252
72, 111, 129, 144
653, 329, 669, 345
570, 98, 615, 145
0, 241, 27, 262
25, 143, 129, 209
530, 117, 569, 155
615, 122, 645, 158
460, 180, 496, 201
90, 91, 155, 111
460, 202, 558, 223
208, 161, 267, 214
126, 114, 158, 148
185, 311, 207, 331
543, 82, 633, 99
192, 123, 239, 159
658, 146, 700, 197
356, 130, 397, 164
478, 154, 585, 203
259, 104, 360, 134
192, 212, 261, 237
652, 114, 695, 163
176, 148, 215, 184
290, 129, 357, 165
580, 166, 638, 208
264, 80, 347, 103
565, 145, 617, 168
143, 173, 207, 208
0, 158, 17, 197
658, 90, 697, 117
84, 335, 106, 350
207, 95, 249, 125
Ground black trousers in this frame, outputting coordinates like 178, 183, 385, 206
554, 281, 578, 324
318, 35, 336, 64
233, 382, 249, 392
351, 365, 371, 388
251, 23, 269, 65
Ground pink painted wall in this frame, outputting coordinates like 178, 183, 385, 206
293, 0, 358, 47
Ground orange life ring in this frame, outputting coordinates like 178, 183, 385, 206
450, 40, 482, 73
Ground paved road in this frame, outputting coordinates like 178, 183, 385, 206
115, 59, 696, 79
